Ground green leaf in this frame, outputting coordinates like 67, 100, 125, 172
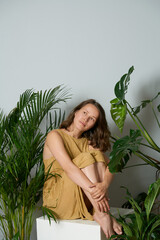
114, 66, 134, 101
109, 235, 130, 239
109, 130, 142, 173
120, 222, 133, 237
41, 206, 57, 224
110, 98, 127, 133
134, 212, 143, 233
0, 86, 71, 239
148, 218, 160, 238
132, 92, 160, 115
121, 186, 142, 214
12, 232, 19, 240
144, 178, 160, 221
142, 215, 158, 239
150, 230, 160, 239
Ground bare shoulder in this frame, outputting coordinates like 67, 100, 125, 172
47, 129, 60, 137
46, 129, 63, 144
43, 130, 65, 160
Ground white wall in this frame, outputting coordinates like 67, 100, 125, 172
0, 0, 160, 239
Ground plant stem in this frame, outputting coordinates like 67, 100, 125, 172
150, 102, 160, 128
124, 163, 149, 169
134, 152, 160, 170
21, 206, 24, 240
139, 142, 158, 151
126, 103, 160, 152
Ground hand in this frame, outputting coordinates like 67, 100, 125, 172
89, 182, 109, 201
89, 182, 110, 212
96, 197, 110, 213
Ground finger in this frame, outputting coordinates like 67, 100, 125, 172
91, 191, 99, 197
97, 202, 101, 212
93, 193, 102, 199
100, 200, 107, 213
105, 199, 110, 211
91, 193, 101, 200
98, 202, 104, 212
103, 202, 107, 213
94, 193, 105, 201
89, 185, 96, 188
98, 194, 105, 201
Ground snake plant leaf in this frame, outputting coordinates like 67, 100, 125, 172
109, 129, 142, 173
114, 66, 134, 101
144, 178, 160, 221
110, 98, 127, 133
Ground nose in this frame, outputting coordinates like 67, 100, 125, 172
83, 116, 89, 123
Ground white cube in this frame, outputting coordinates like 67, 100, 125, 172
36, 207, 133, 240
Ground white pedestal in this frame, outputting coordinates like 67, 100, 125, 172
36, 207, 133, 240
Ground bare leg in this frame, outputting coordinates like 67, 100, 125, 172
81, 162, 122, 237
81, 163, 115, 239
96, 162, 122, 235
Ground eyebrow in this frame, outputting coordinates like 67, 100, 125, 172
85, 109, 97, 119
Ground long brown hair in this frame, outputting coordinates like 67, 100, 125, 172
60, 99, 111, 152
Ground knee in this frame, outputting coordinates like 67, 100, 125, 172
72, 152, 95, 168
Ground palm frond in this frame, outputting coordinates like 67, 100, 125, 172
0, 86, 71, 240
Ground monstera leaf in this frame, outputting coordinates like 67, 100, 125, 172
109, 129, 142, 173
114, 66, 134, 101
110, 98, 127, 133
110, 66, 134, 133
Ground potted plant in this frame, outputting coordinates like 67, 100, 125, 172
109, 178, 160, 240
0, 86, 70, 240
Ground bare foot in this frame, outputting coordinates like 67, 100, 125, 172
112, 217, 122, 235
93, 212, 115, 239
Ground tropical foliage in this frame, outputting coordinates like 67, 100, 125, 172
109, 66, 160, 173
0, 86, 70, 240
109, 178, 160, 240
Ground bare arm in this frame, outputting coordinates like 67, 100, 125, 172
90, 154, 114, 202
103, 154, 114, 189
45, 130, 94, 192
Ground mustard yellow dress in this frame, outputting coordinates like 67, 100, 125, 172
43, 129, 106, 220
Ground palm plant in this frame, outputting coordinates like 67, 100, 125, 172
109, 66, 160, 173
0, 86, 70, 240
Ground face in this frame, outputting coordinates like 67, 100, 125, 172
74, 104, 99, 132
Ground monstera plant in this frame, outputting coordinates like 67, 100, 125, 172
109, 66, 160, 173
108, 67, 160, 239
0, 86, 70, 240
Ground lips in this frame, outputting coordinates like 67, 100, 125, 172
79, 121, 86, 127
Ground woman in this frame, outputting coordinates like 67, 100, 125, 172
43, 99, 122, 239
